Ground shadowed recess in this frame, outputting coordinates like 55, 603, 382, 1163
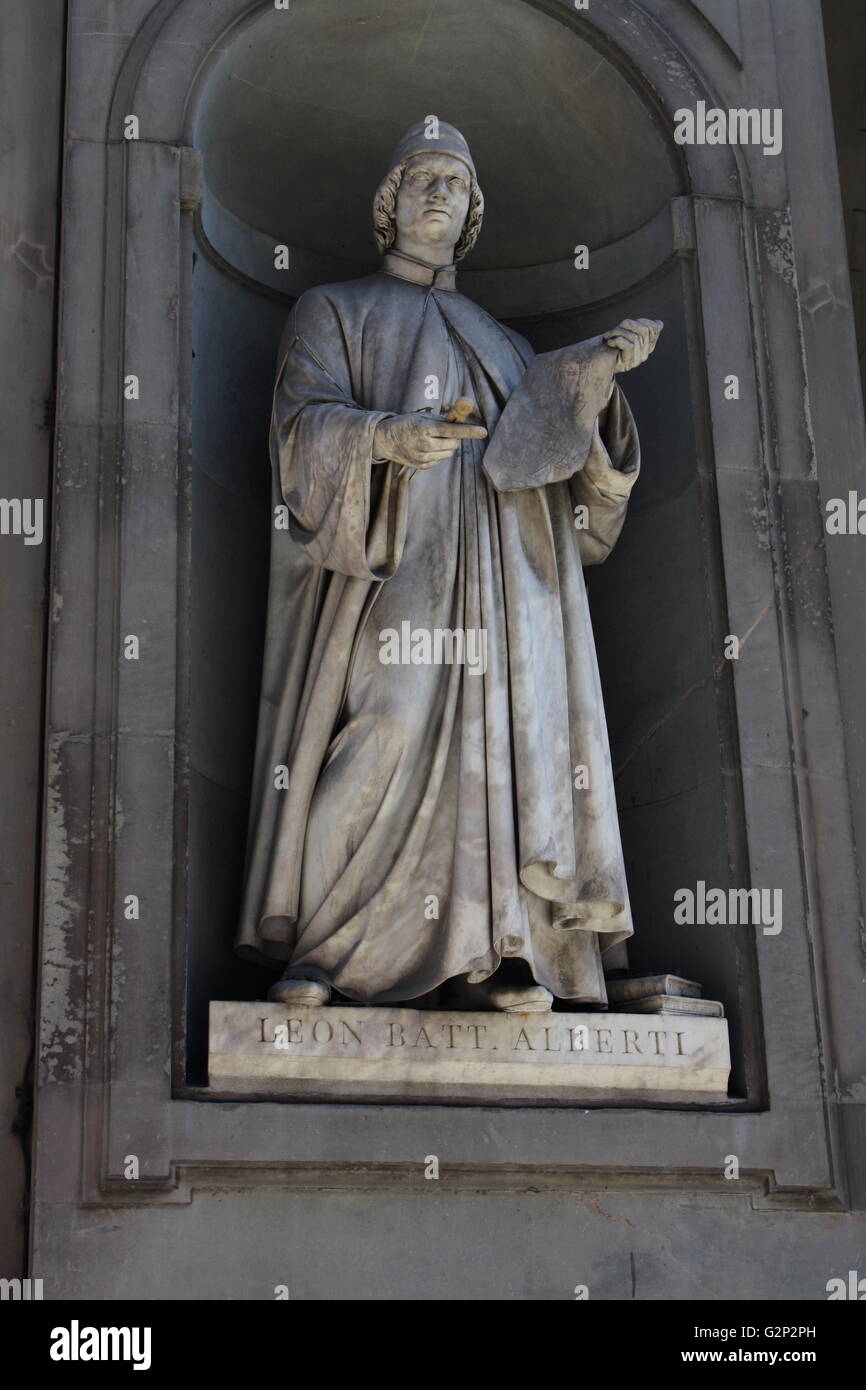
195, 0, 680, 271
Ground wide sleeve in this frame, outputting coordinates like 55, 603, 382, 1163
272, 291, 409, 580
569, 381, 640, 567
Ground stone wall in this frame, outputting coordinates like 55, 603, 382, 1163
0, 0, 65, 1278
824, 0, 866, 413
4, 0, 864, 1297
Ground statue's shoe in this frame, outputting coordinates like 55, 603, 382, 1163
267, 977, 331, 1007
487, 983, 554, 1013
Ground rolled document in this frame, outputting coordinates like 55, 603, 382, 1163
482, 335, 619, 492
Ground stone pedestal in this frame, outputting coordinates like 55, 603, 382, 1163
208, 1001, 731, 1105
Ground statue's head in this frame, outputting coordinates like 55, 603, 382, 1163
373, 119, 484, 263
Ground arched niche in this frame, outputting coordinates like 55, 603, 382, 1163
178, 0, 759, 1097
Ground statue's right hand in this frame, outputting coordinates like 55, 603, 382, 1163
372, 412, 487, 470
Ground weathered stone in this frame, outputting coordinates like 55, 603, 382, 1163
209, 1002, 731, 1104
12, 0, 866, 1305
619, 997, 725, 1018
606, 974, 702, 1002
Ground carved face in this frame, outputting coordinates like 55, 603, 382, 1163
394, 153, 472, 257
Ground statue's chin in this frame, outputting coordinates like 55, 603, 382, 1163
396, 219, 458, 258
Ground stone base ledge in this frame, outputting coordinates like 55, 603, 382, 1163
208, 1002, 731, 1105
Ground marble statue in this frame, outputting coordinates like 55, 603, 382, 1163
235, 120, 662, 1013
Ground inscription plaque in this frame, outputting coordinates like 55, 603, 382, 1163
209, 1003, 731, 1105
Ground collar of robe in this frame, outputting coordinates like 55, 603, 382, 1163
381, 249, 457, 291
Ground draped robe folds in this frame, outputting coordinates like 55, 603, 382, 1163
235, 264, 641, 1005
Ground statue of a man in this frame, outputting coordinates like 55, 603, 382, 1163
235, 120, 662, 1013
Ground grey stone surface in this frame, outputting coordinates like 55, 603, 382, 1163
606, 976, 702, 1003
0, 0, 64, 1279
30, 1185, 866, 1302
209, 1001, 731, 1104
825, 0, 866, 411
17, 0, 866, 1301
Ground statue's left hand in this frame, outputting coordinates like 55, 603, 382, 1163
602, 318, 663, 373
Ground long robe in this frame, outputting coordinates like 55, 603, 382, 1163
235, 258, 641, 1005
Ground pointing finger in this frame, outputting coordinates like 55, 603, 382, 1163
426, 423, 488, 439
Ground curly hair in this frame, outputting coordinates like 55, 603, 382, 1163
372, 160, 484, 262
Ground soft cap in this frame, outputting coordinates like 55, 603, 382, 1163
386, 119, 476, 179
